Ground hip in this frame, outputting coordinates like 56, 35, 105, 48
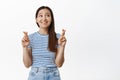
28, 67, 61, 80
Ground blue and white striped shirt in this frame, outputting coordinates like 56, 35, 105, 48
28, 31, 60, 67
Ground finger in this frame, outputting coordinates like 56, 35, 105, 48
61, 29, 66, 36
61, 37, 66, 42
22, 36, 29, 42
61, 39, 66, 42
22, 38, 28, 42
21, 39, 25, 42
23, 31, 28, 37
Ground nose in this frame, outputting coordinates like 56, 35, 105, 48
43, 16, 47, 21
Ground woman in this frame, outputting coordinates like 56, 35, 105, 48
21, 6, 67, 80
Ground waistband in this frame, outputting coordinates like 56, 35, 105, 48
31, 67, 58, 73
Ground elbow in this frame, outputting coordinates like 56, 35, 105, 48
57, 64, 63, 68
24, 64, 31, 68
23, 60, 32, 68
56, 60, 65, 68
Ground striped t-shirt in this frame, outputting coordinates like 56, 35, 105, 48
28, 31, 60, 67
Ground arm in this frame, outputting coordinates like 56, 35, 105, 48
23, 47, 32, 68
55, 29, 67, 67
55, 46, 65, 67
21, 32, 32, 68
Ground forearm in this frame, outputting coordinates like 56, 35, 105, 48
55, 46, 65, 67
23, 47, 32, 68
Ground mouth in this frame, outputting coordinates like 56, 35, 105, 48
42, 22, 47, 25
41, 21, 48, 25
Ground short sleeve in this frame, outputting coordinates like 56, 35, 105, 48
27, 34, 32, 48
56, 33, 61, 48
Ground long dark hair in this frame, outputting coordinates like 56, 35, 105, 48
35, 6, 57, 52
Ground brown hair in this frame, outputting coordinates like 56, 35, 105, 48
35, 6, 58, 52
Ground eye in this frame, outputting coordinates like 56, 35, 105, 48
46, 14, 50, 17
38, 15, 43, 17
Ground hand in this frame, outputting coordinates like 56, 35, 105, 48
21, 31, 30, 47
58, 29, 67, 47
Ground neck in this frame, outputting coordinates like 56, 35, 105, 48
38, 28, 48, 35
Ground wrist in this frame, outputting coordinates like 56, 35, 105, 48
59, 45, 65, 49
22, 46, 28, 49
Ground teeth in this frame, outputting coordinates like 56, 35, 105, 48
42, 22, 47, 24
43, 23, 46, 24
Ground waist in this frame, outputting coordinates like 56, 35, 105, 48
31, 66, 58, 73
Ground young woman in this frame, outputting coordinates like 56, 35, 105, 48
21, 6, 67, 80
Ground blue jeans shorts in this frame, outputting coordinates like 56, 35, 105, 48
28, 67, 61, 80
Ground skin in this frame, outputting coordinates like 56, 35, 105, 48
21, 8, 67, 68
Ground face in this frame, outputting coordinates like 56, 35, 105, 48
36, 9, 52, 29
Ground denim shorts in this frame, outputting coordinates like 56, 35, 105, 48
28, 67, 61, 80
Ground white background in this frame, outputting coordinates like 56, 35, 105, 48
0, 0, 120, 80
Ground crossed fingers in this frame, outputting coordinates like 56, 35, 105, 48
22, 31, 29, 42
59, 29, 67, 42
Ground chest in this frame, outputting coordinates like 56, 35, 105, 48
31, 36, 48, 49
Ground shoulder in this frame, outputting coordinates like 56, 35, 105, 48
28, 32, 38, 40
56, 33, 61, 39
